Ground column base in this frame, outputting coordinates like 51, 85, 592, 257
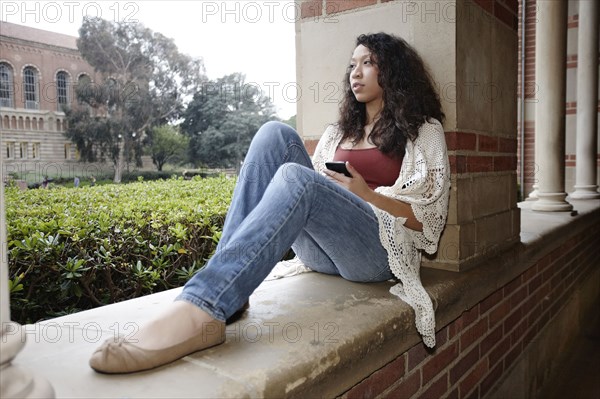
570, 185, 600, 200
1, 322, 55, 399
531, 192, 573, 212
525, 188, 538, 201
0, 365, 55, 399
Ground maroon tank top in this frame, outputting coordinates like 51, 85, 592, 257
333, 147, 403, 190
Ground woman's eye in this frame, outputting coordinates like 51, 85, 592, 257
348, 64, 356, 69
364, 60, 372, 65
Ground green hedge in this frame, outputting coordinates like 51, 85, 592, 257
6, 176, 235, 324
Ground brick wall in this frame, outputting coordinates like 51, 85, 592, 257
340, 223, 600, 399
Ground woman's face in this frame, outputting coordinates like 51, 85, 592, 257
349, 44, 383, 108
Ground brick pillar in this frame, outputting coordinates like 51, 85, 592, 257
296, 0, 520, 271
425, 0, 520, 270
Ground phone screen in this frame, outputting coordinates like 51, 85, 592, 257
325, 161, 352, 177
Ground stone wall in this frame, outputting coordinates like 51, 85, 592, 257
339, 217, 599, 399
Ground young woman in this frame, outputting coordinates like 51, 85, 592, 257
90, 32, 450, 374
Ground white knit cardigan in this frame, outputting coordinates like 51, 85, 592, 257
311, 118, 450, 347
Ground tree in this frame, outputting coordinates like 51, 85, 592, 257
181, 73, 277, 168
64, 17, 205, 182
282, 114, 296, 130
147, 125, 189, 171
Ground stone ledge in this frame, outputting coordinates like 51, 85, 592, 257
13, 199, 600, 398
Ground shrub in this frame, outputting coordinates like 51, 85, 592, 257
6, 176, 235, 324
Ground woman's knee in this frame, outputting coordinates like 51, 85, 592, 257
274, 163, 318, 188
254, 121, 301, 146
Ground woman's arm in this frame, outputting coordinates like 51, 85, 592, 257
323, 162, 423, 232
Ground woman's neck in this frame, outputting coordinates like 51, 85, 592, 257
365, 100, 383, 125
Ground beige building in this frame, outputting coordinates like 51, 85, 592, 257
0, 21, 100, 180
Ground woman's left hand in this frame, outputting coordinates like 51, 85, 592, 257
323, 162, 374, 202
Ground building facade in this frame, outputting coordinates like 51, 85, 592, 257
0, 21, 101, 180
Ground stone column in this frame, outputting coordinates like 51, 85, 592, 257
0, 139, 54, 398
531, 0, 573, 212
571, 0, 600, 199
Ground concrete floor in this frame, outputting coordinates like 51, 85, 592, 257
541, 315, 600, 399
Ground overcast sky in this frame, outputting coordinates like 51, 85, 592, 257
0, 0, 297, 118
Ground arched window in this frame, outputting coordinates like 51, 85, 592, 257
23, 66, 39, 109
0, 63, 14, 107
56, 71, 70, 111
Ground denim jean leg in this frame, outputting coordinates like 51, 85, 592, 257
292, 185, 393, 283
217, 121, 313, 250
177, 164, 392, 321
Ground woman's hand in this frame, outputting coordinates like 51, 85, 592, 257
323, 162, 373, 201
323, 162, 423, 231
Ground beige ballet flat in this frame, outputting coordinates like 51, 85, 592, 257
89, 322, 225, 374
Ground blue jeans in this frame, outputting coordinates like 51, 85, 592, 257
177, 121, 393, 321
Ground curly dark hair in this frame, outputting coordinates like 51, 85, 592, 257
338, 33, 444, 158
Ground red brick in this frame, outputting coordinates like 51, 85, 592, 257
495, 2, 518, 30
446, 131, 477, 151
446, 388, 459, 399
494, 155, 517, 172
480, 362, 504, 397
489, 335, 510, 365
408, 342, 433, 369
478, 135, 498, 152
387, 370, 421, 399
436, 327, 449, 347
504, 304, 524, 334
459, 358, 488, 398
510, 319, 528, 346
467, 155, 494, 173
346, 354, 406, 399
479, 288, 503, 315
522, 264, 538, 283
325, 0, 376, 14
423, 342, 458, 382
498, 137, 518, 154
503, 275, 522, 296
480, 324, 503, 357
449, 306, 480, 339
420, 374, 448, 399
528, 273, 543, 295
502, 0, 518, 14
449, 155, 467, 174
450, 346, 480, 385
460, 319, 488, 350
300, 0, 322, 19
488, 301, 510, 327
504, 341, 523, 369
537, 254, 551, 271
473, 0, 494, 14
509, 286, 528, 308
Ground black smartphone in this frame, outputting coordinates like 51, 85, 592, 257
325, 161, 353, 177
